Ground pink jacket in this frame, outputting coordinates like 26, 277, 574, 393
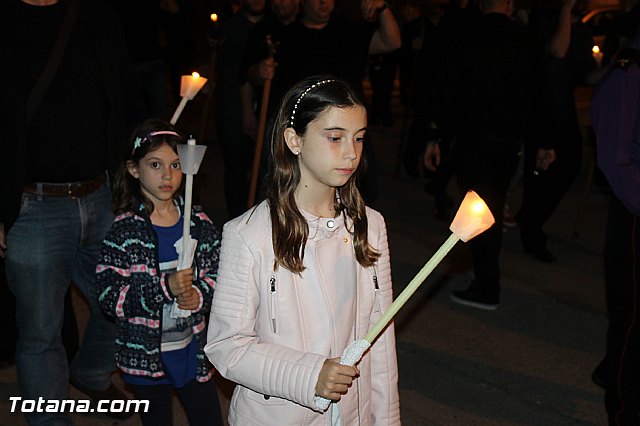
205, 201, 400, 425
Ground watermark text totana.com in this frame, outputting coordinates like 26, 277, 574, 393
9, 396, 149, 414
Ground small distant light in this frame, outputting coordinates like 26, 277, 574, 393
592, 45, 601, 54
210, 13, 218, 22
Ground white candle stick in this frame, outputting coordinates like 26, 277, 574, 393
177, 136, 208, 269
364, 233, 460, 343
170, 97, 188, 126
182, 137, 196, 258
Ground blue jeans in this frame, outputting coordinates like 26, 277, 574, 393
6, 184, 117, 425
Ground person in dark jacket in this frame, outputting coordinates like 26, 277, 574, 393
517, 0, 596, 262
0, 0, 132, 423
425, 0, 551, 310
592, 29, 640, 425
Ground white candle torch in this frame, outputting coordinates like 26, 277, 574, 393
170, 72, 208, 125
177, 136, 207, 268
314, 190, 494, 411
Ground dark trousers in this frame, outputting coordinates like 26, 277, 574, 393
131, 378, 224, 426
0, 263, 78, 366
519, 127, 582, 251
455, 140, 520, 297
603, 196, 640, 425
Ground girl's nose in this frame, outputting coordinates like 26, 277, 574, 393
162, 167, 173, 179
343, 141, 357, 160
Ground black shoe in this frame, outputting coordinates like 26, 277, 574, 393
450, 284, 499, 311
525, 247, 557, 263
70, 375, 134, 419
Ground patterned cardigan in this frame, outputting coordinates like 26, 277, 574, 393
96, 198, 221, 382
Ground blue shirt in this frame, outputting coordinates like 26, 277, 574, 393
124, 216, 197, 388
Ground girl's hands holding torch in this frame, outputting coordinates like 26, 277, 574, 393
315, 358, 360, 402
169, 268, 193, 297
176, 286, 200, 310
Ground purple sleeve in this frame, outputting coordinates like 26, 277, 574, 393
593, 64, 640, 215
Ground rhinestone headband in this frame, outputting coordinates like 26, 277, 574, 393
132, 130, 180, 155
289, 79, 335, 128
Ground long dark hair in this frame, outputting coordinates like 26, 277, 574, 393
265, 75, 379, 273
112, 119, 183, 214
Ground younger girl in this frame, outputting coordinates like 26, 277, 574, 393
205, 76, 400, 425
96, 119, 223, 425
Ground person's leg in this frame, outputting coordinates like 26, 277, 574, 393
603, 196, 640, 423
176, 379, 224, 426
70, 185, 117, 391
130, 384, 173, 426
462, 173, 508, 298
62, 288, 79, 366
518, 146, 548, 252
451, 142, 519, 309
6, 193, 78, 425
519, 129, 581, 259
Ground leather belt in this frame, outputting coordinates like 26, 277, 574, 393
23, 174, 106, 198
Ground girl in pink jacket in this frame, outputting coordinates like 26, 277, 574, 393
205, 76, 400, 425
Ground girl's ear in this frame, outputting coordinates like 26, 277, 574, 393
284, 128, 302, 156
126, 161, 140, 179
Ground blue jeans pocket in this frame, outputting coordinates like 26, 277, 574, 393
18, 193, 33, 216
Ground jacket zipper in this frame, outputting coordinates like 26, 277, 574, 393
269, 274, 277, 333
373, 267, 381, 313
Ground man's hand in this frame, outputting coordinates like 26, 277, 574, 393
0, 223, 6, 258
423, 142, 441, 172
535, 148, 556, 171
361, 0, 385, 21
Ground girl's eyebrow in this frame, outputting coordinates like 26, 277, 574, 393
145, 156, 179, 161
323, 126, 368, 133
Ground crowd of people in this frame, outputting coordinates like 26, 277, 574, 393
0, 0, 638, 424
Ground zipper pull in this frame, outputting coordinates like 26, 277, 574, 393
373, 273, 381, 313
270, 275, 277, 333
